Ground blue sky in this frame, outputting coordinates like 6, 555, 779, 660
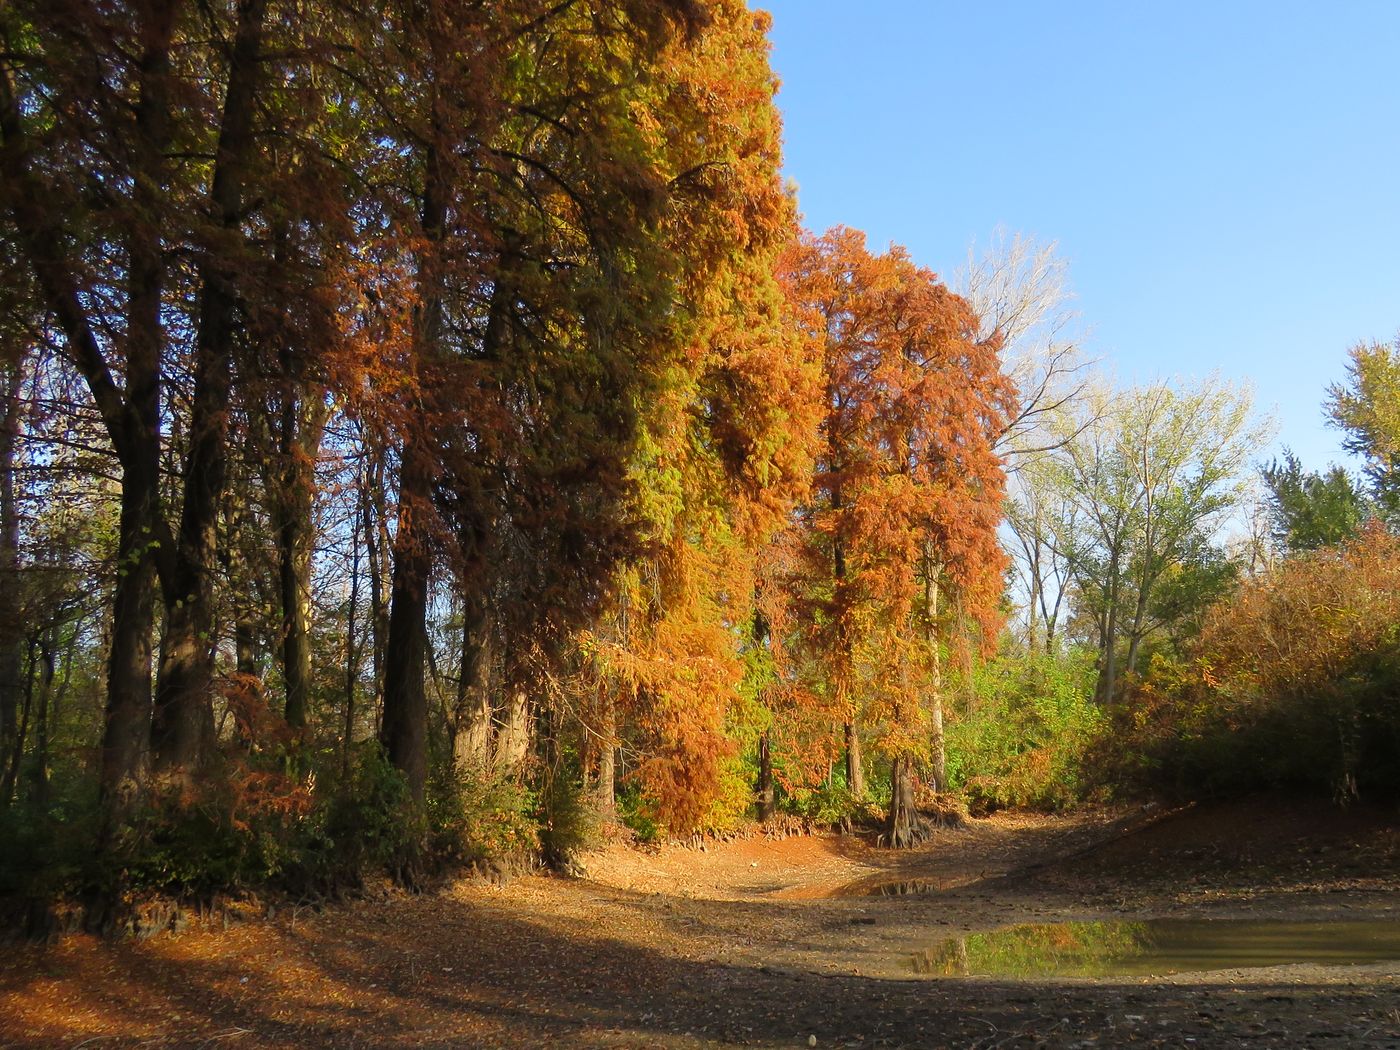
761, 1, 1400, 471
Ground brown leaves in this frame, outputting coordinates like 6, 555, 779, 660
776, 226, 1012, 762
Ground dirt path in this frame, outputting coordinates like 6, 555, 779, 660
3, 799, 1399, 1048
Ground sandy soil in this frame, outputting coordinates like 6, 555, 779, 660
3, 798, 1400, 1048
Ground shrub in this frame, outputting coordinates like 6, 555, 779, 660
427, 762, 538, 865
1130, 523, 1400, 801
947, 646, 1105, 811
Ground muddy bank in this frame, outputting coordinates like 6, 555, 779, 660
2, 799, 1398, 1047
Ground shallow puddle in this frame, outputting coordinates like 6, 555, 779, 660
912, 919, 1400, 978
866, 879, 942, 897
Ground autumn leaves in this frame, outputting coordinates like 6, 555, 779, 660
0, 1, 1013, 854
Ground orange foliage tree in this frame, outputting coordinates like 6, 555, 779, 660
579, 3, 822, 835
779, 227, 1012, 846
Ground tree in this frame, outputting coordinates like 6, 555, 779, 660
1326, 339, 1400, 517
957, 230, 1091, 460
1261, 450, 1367, 554
1041, 377, 1267, 700
1195, 522, 1400, 799
781, 227, 1010, 847
576, 2, 820, 834
1004, 450, 1083, 652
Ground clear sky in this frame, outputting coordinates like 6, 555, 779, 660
761, 0, 1400, 471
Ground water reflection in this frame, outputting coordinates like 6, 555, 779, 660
913, 920, 1400, 978
871, 879, 941, 897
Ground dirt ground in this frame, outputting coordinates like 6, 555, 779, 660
3, 797, 1400, 1048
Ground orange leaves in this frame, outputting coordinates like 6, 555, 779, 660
568, 2, 822, 834
777, 226, 1011, 759
1199, 522, 1400, 702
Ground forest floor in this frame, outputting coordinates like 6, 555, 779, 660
3, 796, 1400, 1048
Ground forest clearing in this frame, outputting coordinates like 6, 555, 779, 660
4, 799, 1400, 1047
4, 1, 1400, 1046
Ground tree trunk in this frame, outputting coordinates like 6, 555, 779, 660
924, 566, 946, 792
342, 491, 363, 771
153, 0, 268, 781
831, 482, 863, 801
756, 730, 774, 821
1096, 546, 1122, 702
30, 634, 54, 810
596, 687, 617, 820
1124, 570, 1153, 681
225, 489, 263, 682
1, 637, 34, 804
844, 719, 865, 799
450, 593, 493, 774
0, 364, 23, 790
276, 394, 328, 730
494, 687, 532, 771
380, 125, 448, 802
102, 469, 160, 826
380, 427, 433, 802
928, 699, 946, 794
361, 457, 388, 718
883, 751, 927, 848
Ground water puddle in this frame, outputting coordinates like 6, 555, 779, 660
866, 879, 943, 897
771, 876, 953, 900
912, 920, 1400, 978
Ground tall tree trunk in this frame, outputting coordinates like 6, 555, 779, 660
0, 364, 23, 789
30, 634, 54, 810
342, 488, 363, 771
380, 126, 448, 802
380, 429, 432, 801
103, 470, 160, 824
224, 485, 263, 682
831, 485, 864, 800
0, 637, 34, 804
154, 0, 268, 780
928, 699, 946, 793
450, 592, 493, 774
362, 456, 389, 717
924, 566, 946, 792
276, 393, 328, 730
756, 730, 774, 821
596, 686, 617, 820
1123, 567, 1153, 680
1096, 546, 1122, 702
494, 687, 532, 771
843, 719, 865, 799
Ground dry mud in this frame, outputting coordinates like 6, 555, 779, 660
3, 798, 1399, 1048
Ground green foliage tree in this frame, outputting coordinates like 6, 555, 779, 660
1261, 450, 1368, 554
1326, 339, 1400, 518
1028, 377, 1266, 701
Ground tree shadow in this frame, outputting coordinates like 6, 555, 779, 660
3, 880, 1399, 1048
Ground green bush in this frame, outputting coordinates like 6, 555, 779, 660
616, 781, 661, 842
0, 764, 102, 900
428, 762, 537, 864
536, 767, 597, 868
782, 779, 883, 828
1107, 528, 1400, 803
947, 646, 1106, 811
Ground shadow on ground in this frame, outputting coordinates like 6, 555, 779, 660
4, 880, 1400, 1049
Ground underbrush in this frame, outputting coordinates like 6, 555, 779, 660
1102, 528, 1400, 804
946, 647, 1107, 812
0, 744, 547, 934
